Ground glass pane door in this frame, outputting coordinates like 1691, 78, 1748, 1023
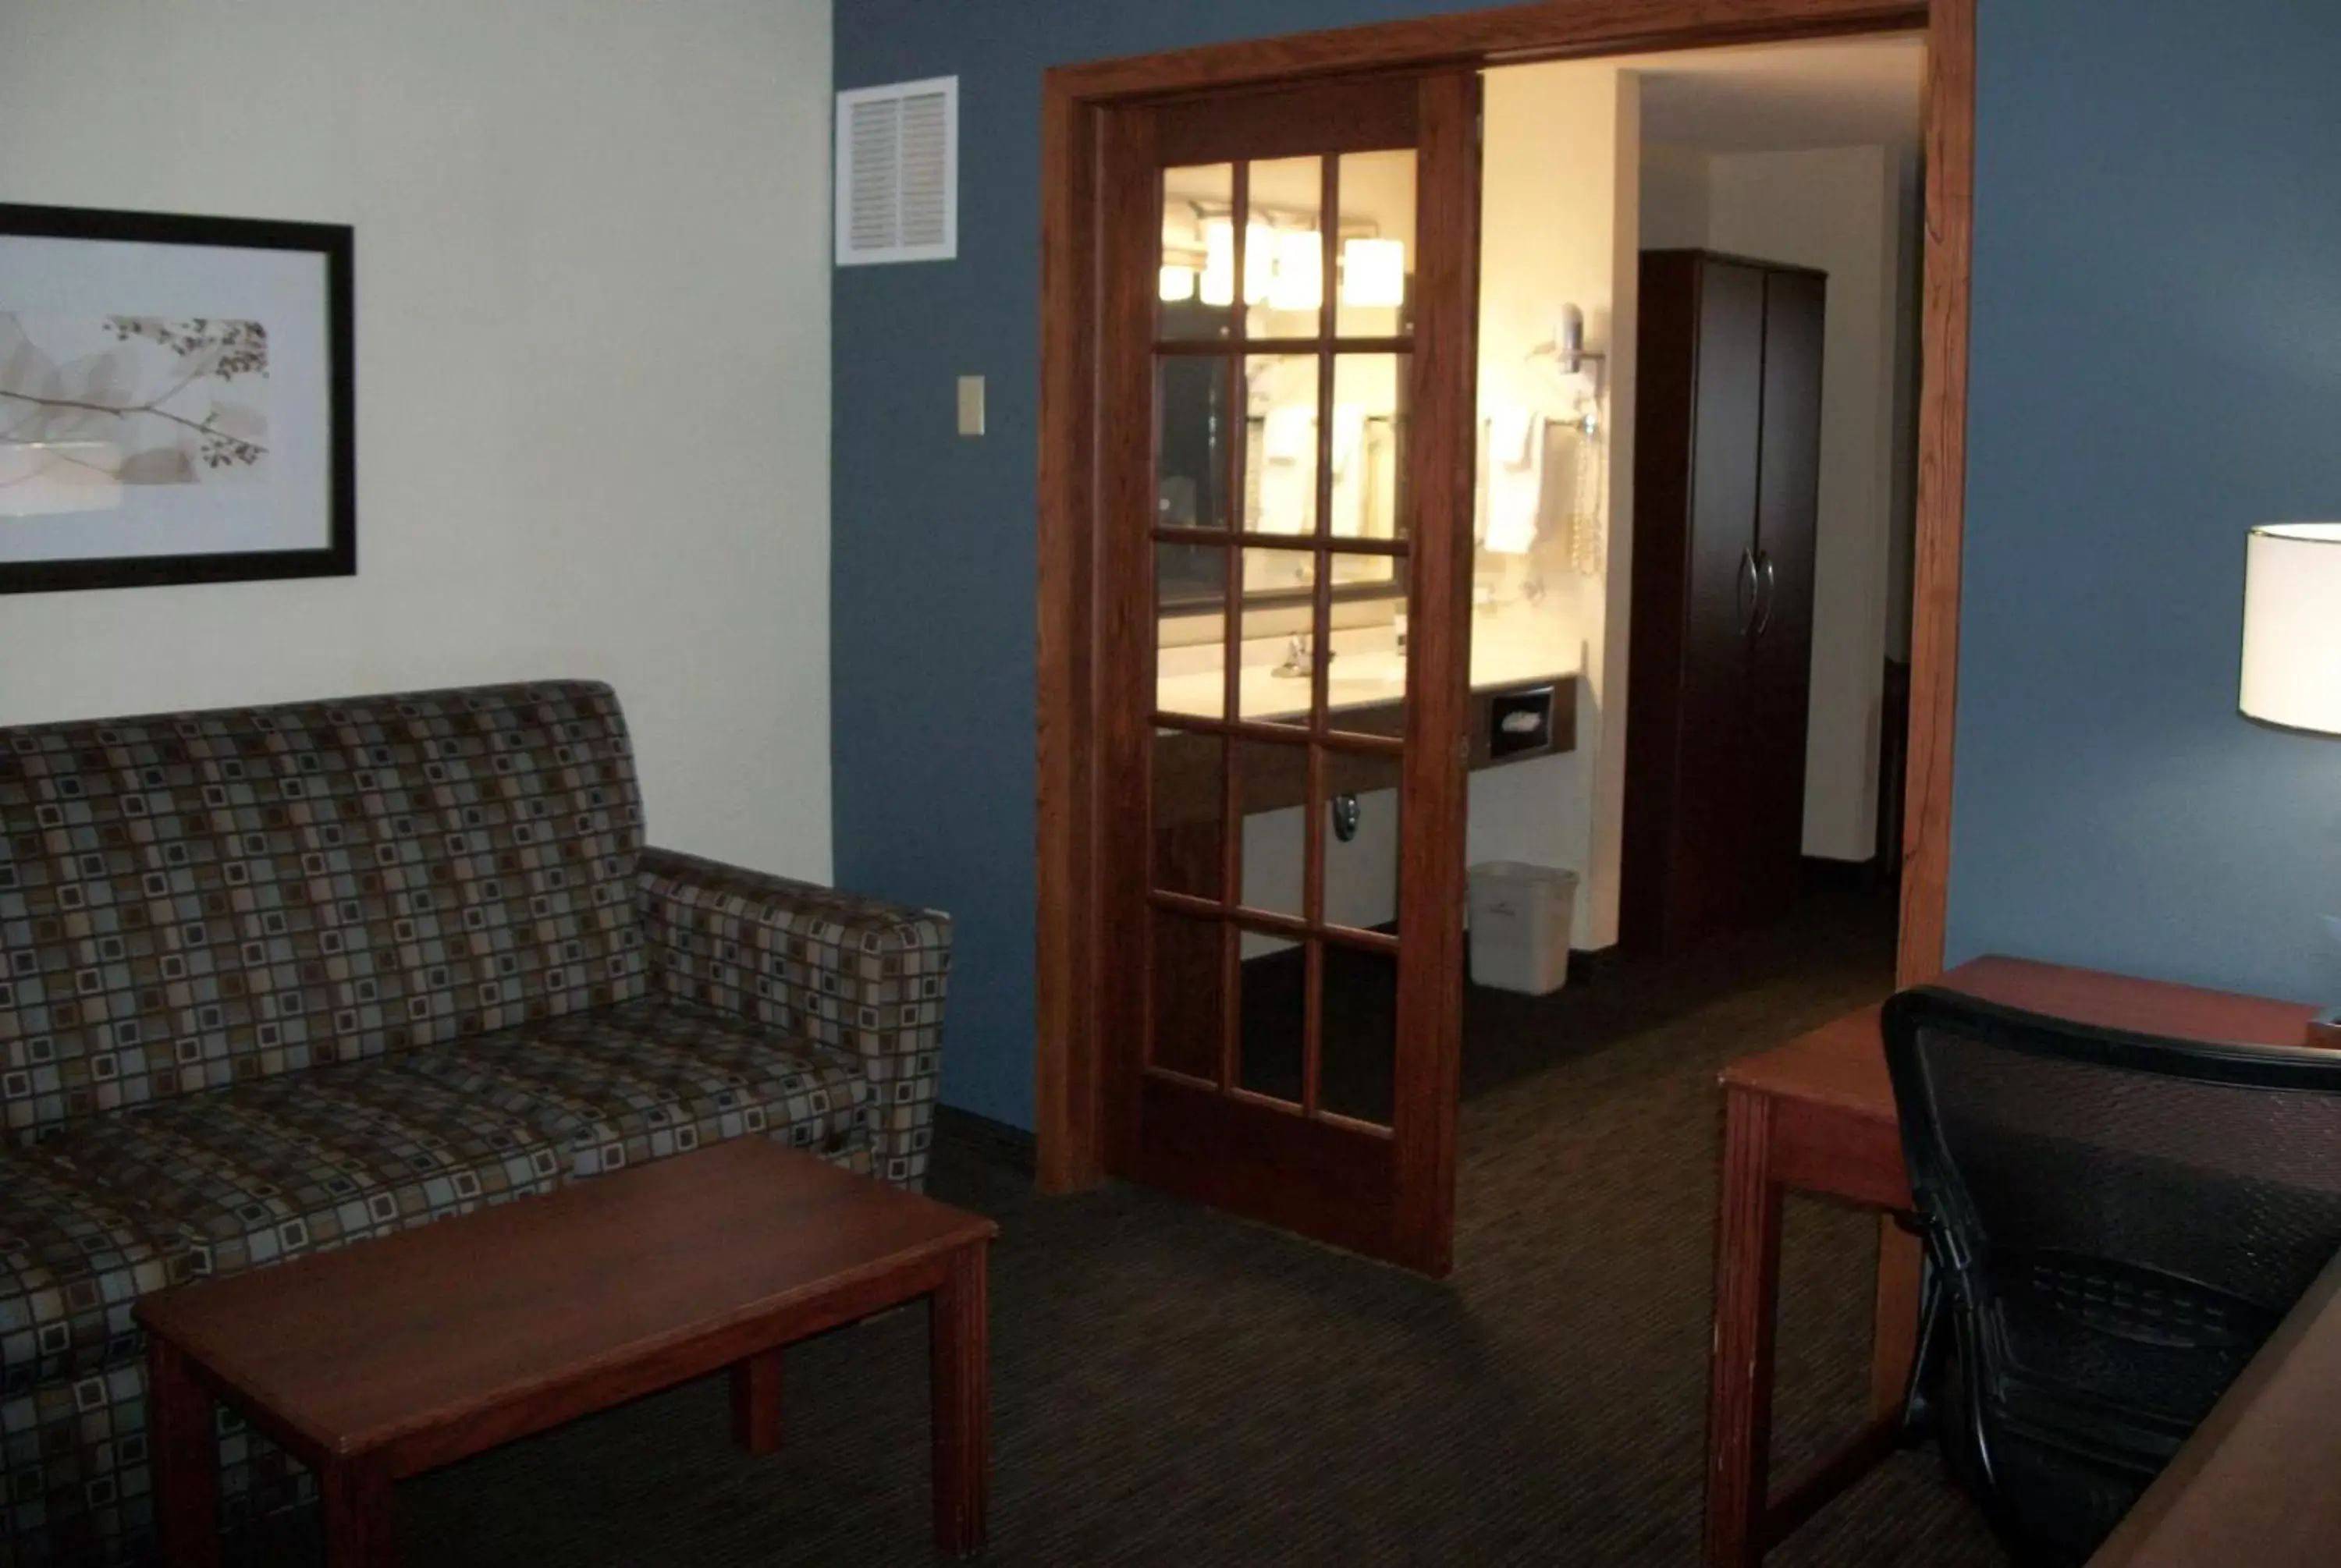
1149, 146, 1419, 1131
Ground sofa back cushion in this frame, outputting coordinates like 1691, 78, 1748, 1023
0, 681, 648, 1142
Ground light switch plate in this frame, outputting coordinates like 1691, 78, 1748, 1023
956, 375, 985, 437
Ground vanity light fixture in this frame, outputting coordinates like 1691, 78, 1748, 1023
1269, 229, 1324, 312
1163, 197, 1409, 310
1341, 237, 1408, 308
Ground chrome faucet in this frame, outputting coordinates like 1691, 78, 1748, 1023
1271, 633, 1334, 679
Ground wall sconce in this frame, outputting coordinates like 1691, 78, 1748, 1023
1159, 264, 1197, 303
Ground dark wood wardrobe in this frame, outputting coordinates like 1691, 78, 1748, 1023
1622, 250, 1826, 954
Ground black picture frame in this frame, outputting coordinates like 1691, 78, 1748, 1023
0, 202, 354, 594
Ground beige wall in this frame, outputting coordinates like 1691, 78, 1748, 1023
0, 0, 837, 880
1468, 62, 1640, 950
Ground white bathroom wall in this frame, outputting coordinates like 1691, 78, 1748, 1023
1638, 142, 1714, 251
1468, 62, 1640, 950
0, 0, 836, 880
1703, 146, 1908, 862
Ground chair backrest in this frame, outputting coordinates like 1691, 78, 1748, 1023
1, 681, 648, 1143
1884, 985, 2341, 1563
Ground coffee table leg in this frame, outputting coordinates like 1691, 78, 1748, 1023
321, 1460, 394, 1568
731, 1348, 784, 1455
150, 1336, 219, 1568
929, 1242, 989, 1556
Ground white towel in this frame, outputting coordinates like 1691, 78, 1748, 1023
1257, 406, 1314, 533
1328, 404, 1368, 537
1480, 407, 1543, 555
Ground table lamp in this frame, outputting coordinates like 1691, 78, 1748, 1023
2239, 522, 2341, 1045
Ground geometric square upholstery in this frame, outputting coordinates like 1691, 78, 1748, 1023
0, 678, 956, 1568
38, 1061, 564, 1282
389, 996, 868, 1179
634, 848, 949, 1189
0, 1152, 195, 1395
0, 682, 648, 1143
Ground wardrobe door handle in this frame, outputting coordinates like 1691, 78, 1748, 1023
1736, 546, 1759, 635
1753, 549, 1778, 637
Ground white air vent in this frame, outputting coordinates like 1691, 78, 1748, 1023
836, 76, 958, 266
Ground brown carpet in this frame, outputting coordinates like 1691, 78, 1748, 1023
245, 877, 2010, 1566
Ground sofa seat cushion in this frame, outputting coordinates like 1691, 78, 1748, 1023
0, 1153, 195, 1393
389, 997, 867, 1179
41, 1062, 565, 1283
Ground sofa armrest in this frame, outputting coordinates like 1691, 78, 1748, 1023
633, 846, 951, 1189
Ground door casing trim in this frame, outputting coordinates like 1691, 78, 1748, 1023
1035, 0, 1972, 1194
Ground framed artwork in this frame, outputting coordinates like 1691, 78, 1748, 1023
0, 202, 353, 594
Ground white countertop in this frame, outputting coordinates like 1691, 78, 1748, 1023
1156, 636, 1576, 725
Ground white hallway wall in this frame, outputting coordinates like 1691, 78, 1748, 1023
0, 0, 837, 879
1642, 142, 1914, 861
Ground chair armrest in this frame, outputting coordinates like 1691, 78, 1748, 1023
633, 846, 951, 1189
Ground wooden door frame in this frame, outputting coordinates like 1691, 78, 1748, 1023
1036, 0, 1973, 1194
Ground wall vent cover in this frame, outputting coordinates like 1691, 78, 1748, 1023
835, 76, 958, 266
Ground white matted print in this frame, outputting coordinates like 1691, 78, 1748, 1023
0, 205, 352, 594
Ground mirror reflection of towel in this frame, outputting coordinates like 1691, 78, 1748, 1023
1480, 406, 1543, 555
1258, 406, 1313, 533
1329, 404, 1367, 537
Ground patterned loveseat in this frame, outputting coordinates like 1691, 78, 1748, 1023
0, 681, 950, 1564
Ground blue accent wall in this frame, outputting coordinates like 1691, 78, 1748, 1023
835, 0, 2341, 1131
1948, 0, 2341, 1001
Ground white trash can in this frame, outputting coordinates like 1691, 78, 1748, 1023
1467, 862, 1578, 995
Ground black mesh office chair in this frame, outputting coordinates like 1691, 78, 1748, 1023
1883, 985, 2341, 1566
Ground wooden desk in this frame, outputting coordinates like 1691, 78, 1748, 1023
1703, 955, 2323, 1567
2087, 1243, 2341, 1566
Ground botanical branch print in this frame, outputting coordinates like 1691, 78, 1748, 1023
0, 311, 272, 494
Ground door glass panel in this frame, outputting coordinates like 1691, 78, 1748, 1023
1334, 150, 1416, 339
1238, 548, 1316, 727
1150, 909, 1227, 1083
1236, 931, 1307, 1105
1242, 156, 1325, 342
1319, 942, 1397, 1126
1320, 750, 1401, 935
1152, 730, 1224, 899
1160, 163, 1234, 341
1242, 355, 1320, 538
1330, 354, 1409, 543
1156, 356, 1232, 530
1325, 557, 1405, 740
1234, 740, 1307, 920
1156, 543, 1225, 720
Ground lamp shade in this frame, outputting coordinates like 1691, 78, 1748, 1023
2240, 523, 2341, 735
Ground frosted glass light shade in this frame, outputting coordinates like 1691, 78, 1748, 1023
1269, 229, 1323, 312
1341, 237, 1407, 308
1159, 264, 1196, 303
1199, 220, 1276, 307
2240, 523, 2341, 735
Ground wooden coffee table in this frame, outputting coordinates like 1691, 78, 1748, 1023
137, 1139, 997, 1566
